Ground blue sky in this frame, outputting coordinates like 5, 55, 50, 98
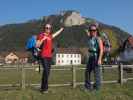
0, 0, 133, 35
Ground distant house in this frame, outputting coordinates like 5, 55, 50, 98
55, 48, 81, 65
5, 52, 19, 64
0, 52, 29, 64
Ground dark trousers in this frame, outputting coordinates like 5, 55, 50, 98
40, 57, 52, 91
85, 55, 101, 90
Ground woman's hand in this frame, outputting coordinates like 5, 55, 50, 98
60, 27, 64, 31
85, 29, 90, 36
98, 59, 102, 65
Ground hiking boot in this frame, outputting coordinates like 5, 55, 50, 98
40, 89, 49, 94
40, 90, 49, 94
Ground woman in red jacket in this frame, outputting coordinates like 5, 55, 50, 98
36, 24, 64, 93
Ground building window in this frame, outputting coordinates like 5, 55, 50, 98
71, 54, 73, 58
58, 54, 60, 58
74, 60, 76, 63
78, 54, 80, 58
74, 54, 76, 58
62, 54, 64, 58
62, 60, 64, 63
58, 60, 60, 64
70, 60, 73, 64
67, 54, 69, 58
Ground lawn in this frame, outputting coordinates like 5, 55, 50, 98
0, 64, 132, 100
0, 81, 133, 100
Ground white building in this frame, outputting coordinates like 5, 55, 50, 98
56, 48, 81, 65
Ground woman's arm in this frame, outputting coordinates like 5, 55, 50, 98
52, 27, 64, 38
36, 37, 46, 48
85, 29, 90, 37
98, 37, 104, 65
36, 39, 43, 48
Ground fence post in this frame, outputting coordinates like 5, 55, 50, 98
21, 63, 26, 90
118, 63, 123, 85
71, 60, 76, 88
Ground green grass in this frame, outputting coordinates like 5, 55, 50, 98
0, 65, 133, 100
0, 81, 133, 100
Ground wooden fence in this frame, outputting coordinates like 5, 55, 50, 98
0, 64, 133, 90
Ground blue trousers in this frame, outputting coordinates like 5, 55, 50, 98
85, 55, 101, 90
40, 57, 52, 91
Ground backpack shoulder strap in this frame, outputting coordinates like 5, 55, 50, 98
95, 37, 100, 46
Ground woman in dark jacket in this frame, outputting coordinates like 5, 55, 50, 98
85, 24, 103, 90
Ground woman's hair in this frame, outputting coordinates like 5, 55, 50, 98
89, 24, 100, 36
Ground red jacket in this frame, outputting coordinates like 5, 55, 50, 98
37, 33, 53, 58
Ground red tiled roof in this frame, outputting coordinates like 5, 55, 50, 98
56, 48, 81, 54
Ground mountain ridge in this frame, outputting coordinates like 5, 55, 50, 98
0, 10, 130, 53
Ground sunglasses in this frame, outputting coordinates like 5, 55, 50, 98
45, 27, 51, 30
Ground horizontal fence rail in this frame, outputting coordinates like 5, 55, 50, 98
0, 64, 132, 89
